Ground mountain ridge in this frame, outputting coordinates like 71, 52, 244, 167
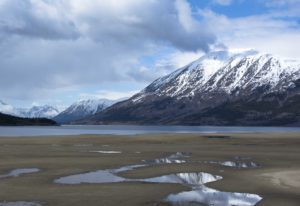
0, 101, 61, 119
54, 98, 119, 124
76, 50, 300, 126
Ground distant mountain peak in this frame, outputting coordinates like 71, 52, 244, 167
0, 102, 61, 119
53, 98, 120, 124
24, 105, 60, 118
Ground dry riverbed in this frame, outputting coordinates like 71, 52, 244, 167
0, 133, 299, 206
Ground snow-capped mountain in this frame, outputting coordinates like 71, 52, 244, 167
79, 50, 300, 126
0, 101, 60, 119
53, 99, 119, 124
133, 50, 300, 101
19, 105, 60, 118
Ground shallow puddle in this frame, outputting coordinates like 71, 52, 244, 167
144, 172, 262, 206
146, 158, 186, 164
54, 170, 127, 184
54, 153, 262, 205
0, 168, 40, 179
55, 164, 146, 184
89, 151, 122, 154
222, 161, 260, 168
207, 160, 260, 169
166, 187, 262, 206
0, 202, 41, 206
143, 172, 222, 185
143, 152, 189, 164
55, 152, 191, 184
111, 164, 146, 173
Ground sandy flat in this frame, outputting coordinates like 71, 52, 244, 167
262, 170, 300, 189
0, 133, 299, 205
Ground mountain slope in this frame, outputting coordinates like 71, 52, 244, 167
0, 112, 57, 126
54, 99, 118, 124
78, 50, 300, 126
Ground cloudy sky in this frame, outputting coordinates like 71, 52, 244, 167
1, 0, 300, 108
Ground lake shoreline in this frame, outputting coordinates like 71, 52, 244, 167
2, 125, 300, 137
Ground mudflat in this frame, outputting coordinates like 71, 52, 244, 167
0, 132, 299, 206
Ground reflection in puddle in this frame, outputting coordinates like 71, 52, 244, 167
143, 173, 261, 206
55, 153, 262, 205
111, 164, 146, 173
207, 160, 260, 169
143, 172, 222, 185
54, 164, 146, 184
167, 187, 262, 206
90, 151, 122, 154
0, 168, 40, 179
149, 158, 186, 164
55, 152, 189, 184
55, 170, 126, 184
222, 161, 259, 168
0, 202, 41, 206
143, 152, 189, 164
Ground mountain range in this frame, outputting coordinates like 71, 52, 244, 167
53, 99, 118, 124
0, 98, 121, 125
0, 101, 61, 119
76, 50, 300, 126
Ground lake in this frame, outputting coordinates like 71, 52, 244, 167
1, 125, 300, 137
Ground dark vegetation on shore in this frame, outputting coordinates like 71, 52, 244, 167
0, 112, 57, 126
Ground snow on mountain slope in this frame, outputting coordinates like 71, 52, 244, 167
66, 99, 116, 115
0, 101, 60, 118
82, 50, 300, 126
20, 105, 61, 118
132, 50, 300, 102
54, 99, 119, 124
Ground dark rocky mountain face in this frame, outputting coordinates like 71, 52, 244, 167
77, 50, 300, 126
0, 112, 57, 126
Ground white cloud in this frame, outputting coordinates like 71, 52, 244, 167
213, 0, 233, 6
127, 49, 205, 83
175, 0, 196, 32
1, 0, 300, 107
155, 51, 204, 72
198, 9, 300, 59
0, 0, 216, 103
